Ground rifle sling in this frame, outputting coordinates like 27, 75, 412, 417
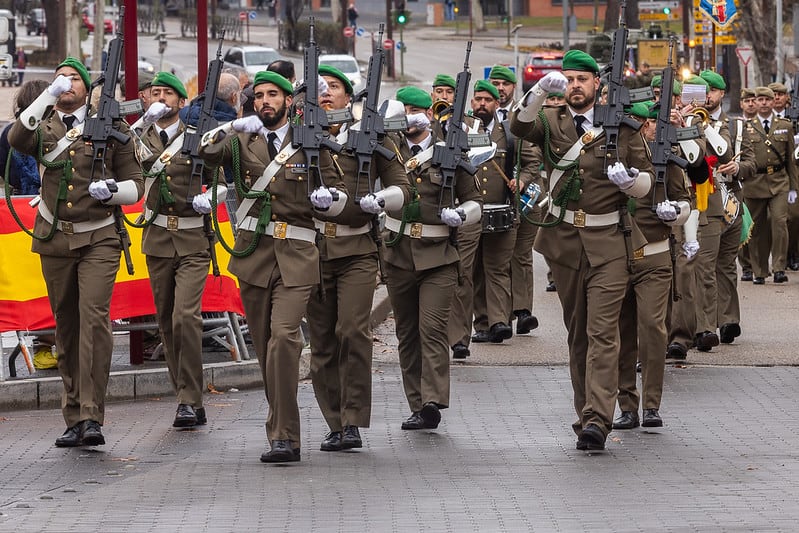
42, 122, 86, 163
235, 143, 301, 223
548, 125, 604, 198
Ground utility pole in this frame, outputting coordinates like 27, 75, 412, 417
776, 0, 783, 82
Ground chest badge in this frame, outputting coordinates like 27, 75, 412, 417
66, 128, 81, 141
276, 151, 289, 164
581, 131, 595, 144
406, 158, 419, 170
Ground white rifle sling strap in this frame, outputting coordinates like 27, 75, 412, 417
235, 144, 301, 223
42, 122, 86, 163
143, 132, 187, 201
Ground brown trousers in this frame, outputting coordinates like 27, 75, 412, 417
667, 230, 698, 349
473, 227, 516, 331
717, 213, 743, 326
448, 222, 481, 346
746, 192, 789, 276
307, 253, 378, 431
40, 238, 120, 427
510, 219, 539, 314
146, 251, 210, 408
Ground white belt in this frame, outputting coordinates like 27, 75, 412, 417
144, 208, 204, 231
38, 201, 115, 235
634, 239, 670, 259
238, 216, 317, 243
385, 216, 451, 238
314, 219, 371, 237
550, 206, 619, 228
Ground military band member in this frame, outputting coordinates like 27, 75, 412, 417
488, 64, 517, 122
768, 82, 789, 119
307, 65, 410, 452
431, 74, 456, 139
384, 86, 482, 431
615, 102, 694, 430
199, 71, 348, 463
138, 72, 228, 428
743, 86, 798, 285
9, 58, 144, 447
511, 50, 654, 451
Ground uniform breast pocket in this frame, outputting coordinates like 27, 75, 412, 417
429, 169, 443, 186
278, 165, 311, 203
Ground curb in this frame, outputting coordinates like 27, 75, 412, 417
0, 285, 393, 412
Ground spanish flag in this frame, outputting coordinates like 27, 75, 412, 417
0, 198, 244, 332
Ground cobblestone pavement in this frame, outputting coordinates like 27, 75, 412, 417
1, 361, 798, 532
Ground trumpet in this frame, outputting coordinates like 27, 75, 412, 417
432, 98, 453, 122
688, 105, 711, 126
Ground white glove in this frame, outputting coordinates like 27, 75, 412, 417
607, 162, 638, 190
318, 76, 329, 96
359, 193, 384, 214
47, 75, 73, 97
537, 71, 568, 95
682, 240, 700, 261
192, 192, 212, 214
310, 187, 335, 210
406, 112, 431, 131
789, 190, 798, 204
232, 116, 265, 134
655, 200, 678, 222
88, 179, 115, 201
142, 102, 170, 125
440, 207, 465, 227
793, 134, 799, 145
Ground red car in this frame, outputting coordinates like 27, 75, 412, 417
521, 51, 564, 92
81, 13, 114, 34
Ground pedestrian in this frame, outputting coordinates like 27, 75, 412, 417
510, 49, 654, 451
0, 79, 48, 195
384, 86, 482, 431
199, 70, 348, 463
15, 47, 27, 86
347, 2, 359, 28
307, 65, 409, 452
8, 57, 144, 448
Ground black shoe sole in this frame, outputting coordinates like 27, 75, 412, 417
641, 418, 664, 428
420, 403, 441, 429
54, 439, 82, 448
260, 452, 300, 463
320, 443, 343, 452
516, 316, 539, 335
612, 420, 640, 430
452, 346, 470, 359
341, 439, 362, 449
488, 329, 513, 343
82, 433, 105, 446
719, 324, 741, 344
173, 417, 198, 428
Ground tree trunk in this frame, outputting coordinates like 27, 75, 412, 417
603, 0, 620, 32
471, 0, 485, 32
43, 2, 63, 61
332, 0, 344, 25
738, 0, 777, 85
284, 0, 305, 51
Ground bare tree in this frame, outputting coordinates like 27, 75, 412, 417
738, 0, 777, 85
471, 0, 485, 32
603, 0, 640, 32
283, 0, 306, 51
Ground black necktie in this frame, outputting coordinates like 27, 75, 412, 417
498, 108, 508, 122
411, 144, 422, 156
160, 130, 169, 146
574, 115, 586, 136
267, 132, 278, 160
763, 119, 770, 134
63, 115, 75, 130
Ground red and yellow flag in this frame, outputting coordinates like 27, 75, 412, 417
0, 198, 244, 332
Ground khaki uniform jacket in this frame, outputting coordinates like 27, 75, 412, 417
315, 127, 410, 260
743, 115, 798, 199
9, 109, 144, 255
510, 105, 653, 268
141, 123, 213, 257
200, 127, 345, 287
634, 144, 692, 243
474, 120, 535, 205
382, 132, 483, 272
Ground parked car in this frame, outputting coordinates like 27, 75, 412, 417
223, 46, 283, 81
521, 51, 564, 92
81, 13, 114, 34
318, 54, 365, 94
26, 8, 45, 36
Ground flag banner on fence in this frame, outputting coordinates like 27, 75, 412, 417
0, 197, 244, 332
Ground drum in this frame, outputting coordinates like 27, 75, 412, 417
481, 203, 514, 233
720, 183, 740, 226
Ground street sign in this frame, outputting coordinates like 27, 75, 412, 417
0, 54, 11, 81
249, 11, 257, 19
639, 1, 679, 9
698, 0, 738, 29
356, 26, 365, 37
716, 34, 737, 45
639, 12, 679, 21
238, 11, 247, 21
396, 41, 404, 51
343, 26, 354, 38
383, 38, 394, 50
736, 47, 753, 65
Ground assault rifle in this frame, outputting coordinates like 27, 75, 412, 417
181, 35, 225, 277
82, 8, 133, 275
431, 41, 477, 212
593, 0, 652, 171
292, 18, 343, 196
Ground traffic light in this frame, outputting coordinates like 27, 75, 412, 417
663, 7, 671, 15
395, 9, 409, 25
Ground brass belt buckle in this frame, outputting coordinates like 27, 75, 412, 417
572, 209, 586, 228
60, 221, 74, 235
633, 247, 645, 260
323, 222, 337, 238
767, 165, 774, 174
409, 222, 423, 238
166, 215, 179, 231
273, 221, 288, 239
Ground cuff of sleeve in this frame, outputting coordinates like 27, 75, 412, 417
322, 190, 348, 217
669, 201, 692, 226
460, 200, 482, 225
106, 180, 141, 205
683, 209, 700, 242
19, 92, 59, 130
210, 184, 228, 204
512, 85, 547, 123
376, 185, 405, 211
622, 171, 651, 198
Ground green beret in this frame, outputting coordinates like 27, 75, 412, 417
700, 70, 726, 90
151, 71, 188, 99
319, 64, 353, 94
56, 57, 91, 90
547, 92, 565, 98
561, 50, 598, 74
626, 101, 657, 120
253, 70, 293, 95
473, 79, 499, 100
433, 74, 456, 89
651, 75, 681, 96
768, 82, 788, 94
488, 65, 516, 84
741, 87, 756, 99
396, 86, 432, 109
755, 86, 775, 99
684, 75, 709, 88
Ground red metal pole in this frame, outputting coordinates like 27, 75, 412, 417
198, 0, 209, 92
124, 0, 139, 104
